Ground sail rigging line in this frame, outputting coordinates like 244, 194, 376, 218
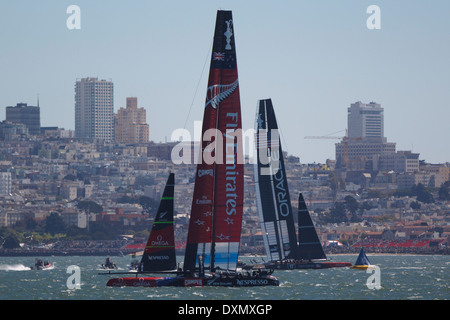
279, 126, 289, 156
183, 39, 213, 130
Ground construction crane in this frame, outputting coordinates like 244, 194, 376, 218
304, 131, 362, 169
304, 129, 347, 141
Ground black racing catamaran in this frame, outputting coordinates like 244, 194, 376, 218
253, 98, 351, 270
105, 173, 178, 286
106, 10, 278, 287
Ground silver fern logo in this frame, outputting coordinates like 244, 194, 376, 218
205, 79, 239, 109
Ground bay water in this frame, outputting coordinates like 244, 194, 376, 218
0, 254, 448, 300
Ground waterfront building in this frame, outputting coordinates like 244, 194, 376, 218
75, 77, 114, 141
114, 97, 149, 144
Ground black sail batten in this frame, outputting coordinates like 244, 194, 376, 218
296, 193, 327, 261
254, 99, 299, 261
140, 173, 177, 272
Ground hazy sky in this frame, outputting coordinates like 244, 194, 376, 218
1, 1, 449, 164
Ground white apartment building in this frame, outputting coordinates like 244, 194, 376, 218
75, 77, 114, 141
348, 101, 384, 139
0, 172, 12, 196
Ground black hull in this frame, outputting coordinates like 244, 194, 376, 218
168, 275, 279, 287
264, 261, 352, 270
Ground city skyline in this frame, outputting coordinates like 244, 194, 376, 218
1, 1, 449, 164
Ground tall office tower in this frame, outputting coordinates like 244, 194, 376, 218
347, 101, 384, 139
5, 103, 40, 135
336, 101, 395, 168
75, 77, 114, 141
114, 97, 149, 144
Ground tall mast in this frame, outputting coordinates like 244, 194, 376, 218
183, 10, 243, 273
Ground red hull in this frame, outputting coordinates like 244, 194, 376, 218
106, 277, 165, 287
319, 262, 352, 268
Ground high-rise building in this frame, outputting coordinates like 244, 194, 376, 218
5, 103, 40, 135
336, 101, 396, 168
114, 97, 149, 144
347, 101, 384, 139
75, 77, 114, 141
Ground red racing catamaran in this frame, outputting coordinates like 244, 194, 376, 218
105, 10, 279, 287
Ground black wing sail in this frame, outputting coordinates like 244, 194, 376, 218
296, 193, 327, 260
140, 173, 177, 272
254, 99, 298, 261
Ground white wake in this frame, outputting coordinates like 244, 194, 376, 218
0, 264, 32, 271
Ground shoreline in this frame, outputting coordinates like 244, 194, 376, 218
1, 239, 448, 257
328, 252, 450, 256
1, 249, 448, 257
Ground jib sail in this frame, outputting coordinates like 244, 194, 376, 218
140, 173, 177, 272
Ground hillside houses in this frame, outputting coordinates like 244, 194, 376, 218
0, 136, 449, 254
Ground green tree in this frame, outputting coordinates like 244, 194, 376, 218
77, 200, 103, 213
410, 201, 421, 210
325, 202, 348, 223
2, 234, 21, 249
328, 173, 338, 192
344, 196, 359, 214
412, 183, 434, 204
44, 212, 66, 235
345, 196, 362, 222
89, 222, 116, 240
438, 181, 450, 201
66, 225, 89, 240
